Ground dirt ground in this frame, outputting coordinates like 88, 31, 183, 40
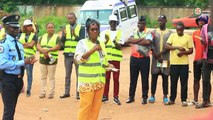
0, 46, 212, 120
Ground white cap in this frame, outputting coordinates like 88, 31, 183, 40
109, 15, 117, 21
23, 19, 32, 26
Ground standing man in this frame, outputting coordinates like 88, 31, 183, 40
60, 12, 85, 99
0, 18, 6, 93
165, 22, 193, 107
18, 19, 38, 97
195, 15, 213, 109
126, 16, 153, 105
149, 15, 173, 104
0, 15, 37, 120
100, 15, 124, 105
191, 14, 209, 105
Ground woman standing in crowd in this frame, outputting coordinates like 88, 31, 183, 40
75, 18, 108, 120
36, 23, 61, 99
18, 19, 38, 97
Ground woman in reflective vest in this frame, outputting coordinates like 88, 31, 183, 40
75, 18, 109, 120
18, 19, 38, 97
36, 23, 61, 99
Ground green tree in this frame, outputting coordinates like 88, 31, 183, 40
0, 0, 18, 13
136, 0, 209, 8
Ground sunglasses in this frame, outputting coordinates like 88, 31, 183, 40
90, 28, 99, 32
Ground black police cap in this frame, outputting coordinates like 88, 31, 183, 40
2, 15, 20, 28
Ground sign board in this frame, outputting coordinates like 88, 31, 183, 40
194, 7, 202, 15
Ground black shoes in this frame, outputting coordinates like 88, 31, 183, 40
60, 94, 70, 99
126, 98, 135, 103
142, 99, 147, 105
102, 96, 109, 102
113, 98, 121, 105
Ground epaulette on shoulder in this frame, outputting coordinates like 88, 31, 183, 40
0, 38, 6, 43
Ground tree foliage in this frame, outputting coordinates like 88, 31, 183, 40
0, 0, 210, 13
0, 0, 18, 13
136, 0, 209, 8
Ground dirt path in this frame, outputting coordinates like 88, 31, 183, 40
0, 46, 212, 120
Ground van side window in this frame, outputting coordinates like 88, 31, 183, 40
119, 7, 128, 21
127, 5, 137, 18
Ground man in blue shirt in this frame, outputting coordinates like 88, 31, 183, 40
0, 15, 37, 120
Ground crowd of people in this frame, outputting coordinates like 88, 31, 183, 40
0, 11, 212, 120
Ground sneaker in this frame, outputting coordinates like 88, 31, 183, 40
26, 91, 31, 97
126, 98, 135, 103
113, 98, 121, 105
60, 94, 70, 99
39, 94, 45, 99
102, 96, 109, 103
208, 102, 212, 107
142, 99, 147, 105
48, 94, 54, 99
187, 100, 198, 106
148, 96, 155, 103
163, 97, 169, 103
182, 101, 188, 107
165, 100, 175, 105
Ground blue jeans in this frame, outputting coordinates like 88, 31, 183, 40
25, 64, 34, 93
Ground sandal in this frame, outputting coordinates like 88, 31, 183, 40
195, 103, 210, 109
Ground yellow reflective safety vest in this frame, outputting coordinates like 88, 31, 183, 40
78, 39, 108, 83
105, 30, 122, 61
64, 24, 81, 53
40, 33, 59, 59
0, 28, 5, 40
19, 33, 36, 57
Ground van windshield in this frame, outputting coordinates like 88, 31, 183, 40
78, 10, 112, 25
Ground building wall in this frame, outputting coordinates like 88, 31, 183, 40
17, 5, 209, 20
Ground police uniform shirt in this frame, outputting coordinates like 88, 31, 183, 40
0, 34, 25, 75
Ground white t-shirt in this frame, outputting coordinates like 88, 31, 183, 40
100, 29, 124, 45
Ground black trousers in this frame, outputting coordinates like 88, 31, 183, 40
151, 73, 168, 96
128, 56, 150, 100
1, 74, 23, 120
0, 80, 2, 93
169, 65, 189, 102
202, 61, 213, 102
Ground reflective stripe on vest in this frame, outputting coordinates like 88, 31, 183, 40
0, 28, 5, 40
19, 33, 36, 57
78, 39, 106, 83
64, 24, 81, 53
40, 33, 59, 58
105, 30, 123, 61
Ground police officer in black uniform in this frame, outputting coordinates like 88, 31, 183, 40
0, 15, 37, 120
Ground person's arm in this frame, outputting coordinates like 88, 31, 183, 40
60, 27, 66, 43
75, 26, 85, 41
165, 43, 185, 51
23, 41, 35, 48
137, 33, 153, 46
47, 37, 61, 52
177, 48, 193, 57
82, 44, 101, 60
126, 36, 144, 44
177, 36, 194, 57
74, 40, 101, 63
36, 38, 49, 58
113, 40, 122, 50
0, 43, 24, 70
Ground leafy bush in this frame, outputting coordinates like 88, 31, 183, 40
36, 16, 67, 36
